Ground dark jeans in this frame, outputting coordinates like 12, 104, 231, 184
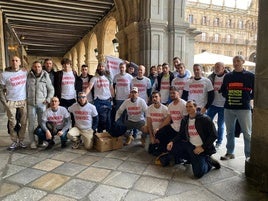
94, 98, 112, 132
155, 125, 178, 153
35, 126, 68, 144
171, 141, 212, 178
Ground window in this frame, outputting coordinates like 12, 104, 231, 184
226, 34, 231, 43
238, 51, 243, 55
226, 19, 232, 28
238, 20, 243, 29
214, 33, 219, 42
201, 32, 207, 41
214, 18, 220, 26
202, 16, 207, 25
189, 14, 194, 24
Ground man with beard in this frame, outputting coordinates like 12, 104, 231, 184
27, 61, 54, 149
115, 87, 148, 145
172, 57, 192, 78
154, 86, 187, 154
85, 62, 114, 132
143, 91, 168, 147
68, 92, 98, 149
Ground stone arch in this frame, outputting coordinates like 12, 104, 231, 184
77, 41, 86, 74
71, 48, 78, 72
87, 33, 98, 75
102, 16, 118, 58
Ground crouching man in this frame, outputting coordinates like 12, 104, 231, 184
67, 92, 98, 149
36, 97, 71, 149
167, 100, 221, 178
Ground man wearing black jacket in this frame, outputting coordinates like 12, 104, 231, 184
167, 100, 220, 178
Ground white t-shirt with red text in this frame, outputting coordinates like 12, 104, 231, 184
146, 104, 168, 130
212, 75, 225, 107
159, 75, 171, 103
184, 77, 214, 108
116, 97, 148, 122
0, 70, 27, 101
168, 99, 187, 132
171, 76, 189, 97
188, 118, 203, 146
90, 75, 111, 100
113, 73, 133, 100
68, 102, 98, 130
81, 77, 93, 102
61, 71, 76, 100
131, 77, 151, 102
42, 106, 70, 130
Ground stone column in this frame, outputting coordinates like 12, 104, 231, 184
245, 0, 268, 193
137, 0, 196, 70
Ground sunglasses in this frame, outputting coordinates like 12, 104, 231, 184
78, 96, 86, 99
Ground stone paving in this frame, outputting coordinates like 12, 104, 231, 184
0, 113, 267, 201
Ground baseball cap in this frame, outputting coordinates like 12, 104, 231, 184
131, 87, 138, 93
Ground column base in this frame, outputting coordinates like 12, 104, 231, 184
245, 159, 268, 192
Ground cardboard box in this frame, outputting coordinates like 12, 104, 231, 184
94, 132, 123, 152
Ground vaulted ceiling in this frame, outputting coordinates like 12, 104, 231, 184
0, 0, 114, 57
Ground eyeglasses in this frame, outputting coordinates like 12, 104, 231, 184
78, 96, 86, 99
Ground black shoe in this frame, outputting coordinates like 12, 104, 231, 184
208, 156, 221, 169
45, 141, 55, 150
61, 141, 67, 148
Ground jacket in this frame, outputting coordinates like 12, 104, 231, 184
172, 113, 217, 155
27, 70, 54, 106
54, 70, 83, 100
155, 71, 174, 91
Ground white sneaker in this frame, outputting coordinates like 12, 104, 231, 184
18, 141, 27, 148
30, 142, 37, 149
9, 141, 18, 150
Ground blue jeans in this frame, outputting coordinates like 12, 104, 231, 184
224, 109, 251, 158
27, 104, 46, 143
171, 141, 212, 178
94, 98, 112, 132
207, 105, 224, 145
35, 127, 68, 144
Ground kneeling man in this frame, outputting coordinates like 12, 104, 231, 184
68, 92, 98, 149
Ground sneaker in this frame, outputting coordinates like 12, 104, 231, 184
208, 156, 221, 169
215, 143, 221, 149
18, 141, 27, 148
220, 153, 235, 160
30, 142, 37, 149
45, 141, 55, 150
140, 137, 146, 148
72, 140, 81, 149
9, 141, 18, 150
124, 135, 134, 145
38, 141, 48, 148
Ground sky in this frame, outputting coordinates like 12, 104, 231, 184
188, 0, 252, 10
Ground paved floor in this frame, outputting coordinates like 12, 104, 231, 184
0, 112, 267, 201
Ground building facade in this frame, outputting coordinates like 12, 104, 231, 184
185, 0, 258, 62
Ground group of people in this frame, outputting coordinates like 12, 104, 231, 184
0, 54, 254, 178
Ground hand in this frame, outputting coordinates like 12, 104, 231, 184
167, 141, 173, 151
200, 107, 207, 114
57, 131, 63, 137
45, 130, 52, 140
193, 146, 204, 155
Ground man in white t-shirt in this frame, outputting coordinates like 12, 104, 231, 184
35, 97, 71, 149
54, 58, 83, 109
144, 91, 168, 146
182, 64, 214, 114
80, 64, 93, 103
131, 65, 152, 104
68, 92, 98, 149
115, 87, 148, 145
171, 63, 191, 97
0, 56, 27, 150
85, 62, 114, 132
207, 62, 228, 148
154, 86, 187, 154
113, 62, 133, 111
